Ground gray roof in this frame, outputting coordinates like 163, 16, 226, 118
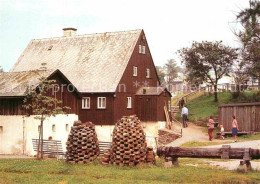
0, 70, 51, 97
136, 87, 170, 96
11, 29, 142, 93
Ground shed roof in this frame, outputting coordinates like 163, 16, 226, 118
0, 70, 51, 97
11, 29, 142, 93
0, 69, 78, 97
136, 87, 171, 96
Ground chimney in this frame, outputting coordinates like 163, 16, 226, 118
63, 27, 77, 37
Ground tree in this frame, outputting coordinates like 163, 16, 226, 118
164, 59, 181, 85
23, 77, 70, 159
232, 57, 250, 92
236, 0, 260, 89
155, 66, 166, 84
178, 41, 238, 102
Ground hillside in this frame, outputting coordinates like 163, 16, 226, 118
176, 91, 260, 123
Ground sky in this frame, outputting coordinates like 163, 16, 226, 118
0, 0, 249, 72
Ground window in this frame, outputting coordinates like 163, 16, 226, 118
133, 66, 137, 76
146, 68, 150, 78
139, 45, 145, 54
0, 126, 3, 134
142, 46, 145, 54
127, 97, 132, 109
52, 124, 56, 132
82, 97, 90, 109
97, 97, 106, 109
139, 45, 142, 53
66, 124, 69, 132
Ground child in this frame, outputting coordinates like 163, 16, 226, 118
220, 125, 225, 140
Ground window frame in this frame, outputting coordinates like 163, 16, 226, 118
138, 45, 142, 53
146, 68, 150, 78
127, 97, 132, 109
133, 66, 138, 76
142, 45, 145, 54
82, 97, 90, 109
97, 97, 106, 109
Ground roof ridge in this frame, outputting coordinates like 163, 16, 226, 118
32, 29, 142, 42
3, 69, 52, 74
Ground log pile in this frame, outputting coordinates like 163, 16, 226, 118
146, 146, 156, 164
102, 115, 155, 166
66, 121, 99, 164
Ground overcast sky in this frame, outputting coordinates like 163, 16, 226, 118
0, 0, 249, 72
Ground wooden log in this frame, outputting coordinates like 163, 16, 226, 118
157, 146, 260, 160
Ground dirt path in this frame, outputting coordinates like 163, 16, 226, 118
166, 122, 260, 171
166, 122, 229, 147
0, 154, 32, 159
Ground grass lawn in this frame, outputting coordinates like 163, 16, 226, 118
0, 158, 260, 184
180, 141, 233, 148
224, 133, 260, 142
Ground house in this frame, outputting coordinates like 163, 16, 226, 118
0, 69, 79, 155
0, 28, 171, 155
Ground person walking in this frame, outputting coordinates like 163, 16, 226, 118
179, 98, 185, 109
232, 115, 239, 142
181, 104, 188, 128
208, 116, 215, 141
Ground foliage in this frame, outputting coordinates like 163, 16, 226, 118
1, 158, 260, 183
231, 90, 260, 102
178, 41, 238, 102
164, 59, 181, 84
155, 66, 166, 84
23, 77, 70, 159
232, 58, 250, 91
236, 0, 260, 88
23, 77, 69, 119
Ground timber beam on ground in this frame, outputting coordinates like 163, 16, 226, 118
158, 145, 260, 171
157, 145, 260, 160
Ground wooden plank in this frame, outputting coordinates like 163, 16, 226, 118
164, 106, 170, 129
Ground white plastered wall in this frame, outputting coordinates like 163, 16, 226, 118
95, 121, 166, 150
0, 114, 78, 156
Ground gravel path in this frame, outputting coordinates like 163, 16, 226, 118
204, 140, 260, 149
166, 122, 230, 147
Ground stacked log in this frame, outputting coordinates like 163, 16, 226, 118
102, 115, 155, 166
146, 146, 156, 164
66, 121, 99, 164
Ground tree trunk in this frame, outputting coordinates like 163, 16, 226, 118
37, 125, 41, 159
214, 84, 218, 102
40, 119, 43, 159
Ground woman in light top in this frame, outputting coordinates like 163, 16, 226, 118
208, 116, 215, 141
232, 115, 239, 142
